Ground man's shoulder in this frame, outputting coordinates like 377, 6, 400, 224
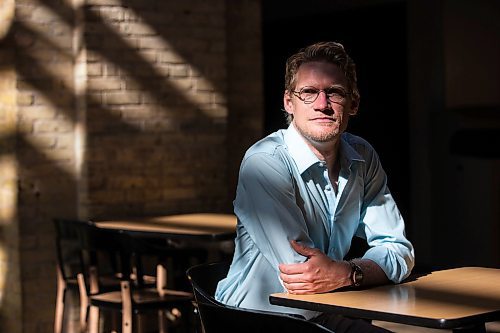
342, 132, 376, 154
245, 129, 287, 158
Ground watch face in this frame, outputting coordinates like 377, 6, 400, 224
354, 270, 363, 286
349, 260, 364, 287
351, 263, 363, 287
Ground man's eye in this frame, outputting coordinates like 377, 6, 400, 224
325, 88, 346, 96
302, 88, 318, 94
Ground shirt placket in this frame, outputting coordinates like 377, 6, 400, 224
319, 162, 337, 235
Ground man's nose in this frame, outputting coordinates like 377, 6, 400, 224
314, 90, 331, 109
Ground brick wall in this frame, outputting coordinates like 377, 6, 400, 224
12, 0, 80, 331
1, 0, 263, 331
226, 0, 264, 202
0, 17, 22, 332
84, 0, 231, 217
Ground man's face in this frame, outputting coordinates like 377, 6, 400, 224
284, 61, 358, 145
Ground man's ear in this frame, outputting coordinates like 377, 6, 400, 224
348, 98, 359, 116
283, 91, 294, 115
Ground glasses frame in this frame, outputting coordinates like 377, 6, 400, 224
291, 86, 351, 105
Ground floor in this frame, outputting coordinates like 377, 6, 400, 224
374, 320, 500, 333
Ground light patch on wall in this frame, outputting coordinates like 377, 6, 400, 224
0, 156, 17, 221
0, 154, 17, 304
0, 0, 14, 40
0, 62, 17, 305
23, 130, 76, 174
19, 18, 73, 57
98, 6, 227, 119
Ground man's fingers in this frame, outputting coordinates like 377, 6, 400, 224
278, 262, 306, 275
279, 270, 308, 283
279, 241, 320, 274
290, 240, 318, 257
282, 281, 316, 294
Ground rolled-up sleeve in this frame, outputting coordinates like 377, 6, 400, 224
358, 147, 415, 282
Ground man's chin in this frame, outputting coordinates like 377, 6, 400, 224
305, 131, 340, 143
311, 126, 341, 141
294, 122, 341, 143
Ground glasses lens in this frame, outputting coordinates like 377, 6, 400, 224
325, 88, 347, 103
299, 87, 320, 102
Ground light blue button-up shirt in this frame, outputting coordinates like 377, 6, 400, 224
215, 124, 415, 319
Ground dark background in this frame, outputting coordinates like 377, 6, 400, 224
262, 1, 410, 219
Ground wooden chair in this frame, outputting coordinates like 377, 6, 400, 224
53, 219, 125, 333
75, 221, 194, 333
53, 218, 88, 333
186, 262, 334, 333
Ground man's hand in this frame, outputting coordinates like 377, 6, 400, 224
278, 240, 351, 294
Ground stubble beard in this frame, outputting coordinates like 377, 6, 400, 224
296, 122, 341, 144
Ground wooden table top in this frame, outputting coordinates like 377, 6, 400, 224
270, 267, 500, 329
94, 213, 237, 240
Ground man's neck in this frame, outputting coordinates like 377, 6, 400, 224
289, 122, 342, 172
307, 138, 341, 171
302, 134, 342, 193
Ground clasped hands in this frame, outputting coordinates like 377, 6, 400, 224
278, 240, 351, 294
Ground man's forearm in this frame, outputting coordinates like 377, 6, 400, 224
349, 258, 389, 288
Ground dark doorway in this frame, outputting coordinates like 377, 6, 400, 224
262, 1, 410, 218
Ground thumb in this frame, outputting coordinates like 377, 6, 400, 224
290, 240, 318, 257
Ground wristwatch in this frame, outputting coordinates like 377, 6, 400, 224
348, 260, 364, 287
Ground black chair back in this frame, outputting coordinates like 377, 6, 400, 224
73, 220, 123, 288
53, 218, 88, 333
186, 261, 228, 306
54, 218, 85, 283
186, 262, 334, 333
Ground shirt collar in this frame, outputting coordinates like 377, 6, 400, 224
339, 135, 365, 168
284, 124, 321, 174
284, 124, 365, 174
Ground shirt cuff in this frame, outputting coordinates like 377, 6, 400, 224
362, 246, 412, 283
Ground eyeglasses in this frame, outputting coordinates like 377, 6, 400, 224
291, 86, 350, 104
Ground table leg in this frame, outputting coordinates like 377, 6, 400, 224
156, 263, 167, 296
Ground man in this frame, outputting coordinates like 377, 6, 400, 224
215, 41, 414, 332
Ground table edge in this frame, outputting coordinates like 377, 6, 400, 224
269, 295, 500, 329
95, 222, 236, 241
